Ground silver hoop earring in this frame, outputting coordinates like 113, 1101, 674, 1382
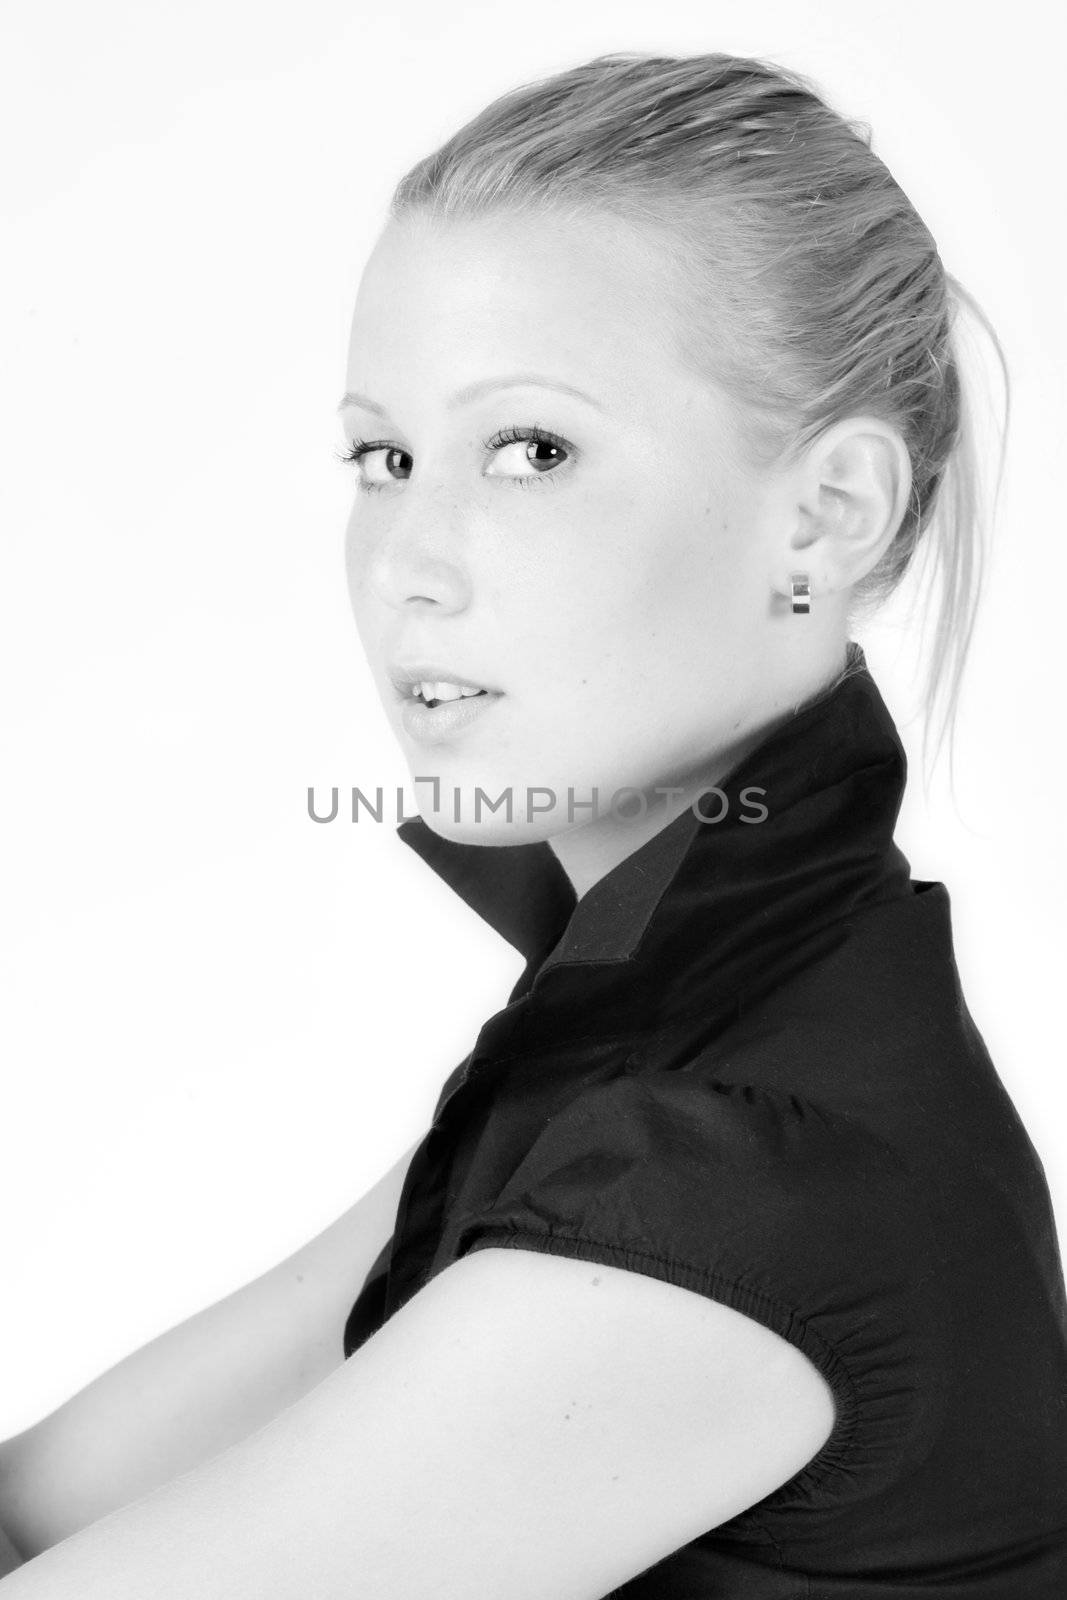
790, 573, 811, 615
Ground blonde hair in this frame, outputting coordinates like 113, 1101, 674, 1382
389, 51, 1010, 781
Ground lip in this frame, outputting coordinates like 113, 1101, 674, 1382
399, 687, 504, 745
386, 659, 503, 700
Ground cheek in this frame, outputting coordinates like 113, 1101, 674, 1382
567, 497, 757, 732
509, 530, 713, 732
344, 512, 391, 630
343, 514, 366, 603
343, 549, 385, 671
583, 494, 738, 654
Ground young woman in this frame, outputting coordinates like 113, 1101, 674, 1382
1, 48, 1064, 1599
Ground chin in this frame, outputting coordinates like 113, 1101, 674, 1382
411, 804, 562, 849
399, 738, 607, 843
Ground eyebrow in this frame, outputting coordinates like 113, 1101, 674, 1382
335, 374, 606, 417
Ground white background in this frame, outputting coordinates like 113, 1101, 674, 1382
1, 0, 1063, 1437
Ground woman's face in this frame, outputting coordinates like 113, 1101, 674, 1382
342, 209, 793, 849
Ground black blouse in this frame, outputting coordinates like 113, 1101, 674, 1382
343, 641, 1067, 1595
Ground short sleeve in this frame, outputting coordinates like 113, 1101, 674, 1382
451, 1066, 949, 1516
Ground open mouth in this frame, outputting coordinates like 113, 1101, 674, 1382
417, 689, 489, 710
407, 679, 492, 709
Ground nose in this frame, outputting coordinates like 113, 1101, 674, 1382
350, 496, 472, 617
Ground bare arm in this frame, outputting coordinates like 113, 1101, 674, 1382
0, 1246, 835, 1600
0, 1135, 421, 1560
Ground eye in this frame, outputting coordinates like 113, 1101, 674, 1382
335, 422, 575, 494
482, 424, 573, 488
337, 439, 411, 494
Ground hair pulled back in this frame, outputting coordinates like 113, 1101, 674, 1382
389, 52, 1009, 778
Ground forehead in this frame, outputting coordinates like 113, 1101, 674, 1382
345, 209, 687, 400
356, 207, 671, 311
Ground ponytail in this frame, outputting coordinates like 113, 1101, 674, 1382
903, 276, 1010, 788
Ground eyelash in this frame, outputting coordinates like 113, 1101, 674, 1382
334, 422, 574, 495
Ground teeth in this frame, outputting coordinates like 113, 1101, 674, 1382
413, 679, 484, 702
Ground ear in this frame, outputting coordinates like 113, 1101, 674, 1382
771, 417, 912, 603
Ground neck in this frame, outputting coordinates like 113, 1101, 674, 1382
549, 643, 852, 901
